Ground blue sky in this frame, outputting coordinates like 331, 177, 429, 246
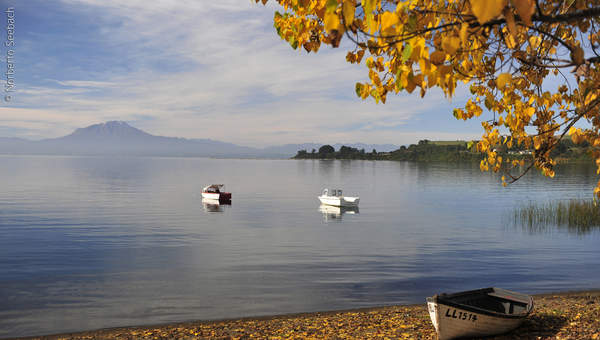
0, 0, 483, 147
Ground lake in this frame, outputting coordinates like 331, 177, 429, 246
0, 155, 599, 338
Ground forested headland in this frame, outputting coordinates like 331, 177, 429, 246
293, 139, 593, 163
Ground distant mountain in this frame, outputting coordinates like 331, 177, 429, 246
62, 120, 154, 141
0, 121, 400, 158
0, 121, 259, 157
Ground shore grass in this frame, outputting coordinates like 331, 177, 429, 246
514, 199, 600, 234
11, 291, 600, 340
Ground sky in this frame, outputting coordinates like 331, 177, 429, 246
0, 0, 485, 147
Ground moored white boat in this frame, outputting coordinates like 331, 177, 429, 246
426, 287, 533, 340
201, 184, 232, 201
318, 189, 359, 207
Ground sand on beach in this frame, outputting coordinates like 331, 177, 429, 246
11, 290, 600, 340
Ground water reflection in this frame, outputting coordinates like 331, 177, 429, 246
317, 159, 335, 176
511, 218, 600, 236
319, 204, 359, 222
2, 156, 600, 338
202, 198, 231, 213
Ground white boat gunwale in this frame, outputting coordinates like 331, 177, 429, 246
428, 287, 534, 320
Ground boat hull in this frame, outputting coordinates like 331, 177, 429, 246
318, 196, 359, 207
427, 300, 525, 340
427, 288, 533, 340
201, 192, 231, 201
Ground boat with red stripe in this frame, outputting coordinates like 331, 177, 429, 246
201, 184, 232, 202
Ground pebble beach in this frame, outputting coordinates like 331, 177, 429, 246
9, 290, 600, 340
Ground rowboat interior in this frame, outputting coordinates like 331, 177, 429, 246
437, 288, 532, 316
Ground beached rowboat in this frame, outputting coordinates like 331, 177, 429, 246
426, 287, 534, 340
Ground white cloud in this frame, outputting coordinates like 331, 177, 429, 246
6, 0, 474, 146
0, 107, 103, 139
54, 80, 118, 88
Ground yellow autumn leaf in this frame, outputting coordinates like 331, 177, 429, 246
470, 0, 507, 24
324, 12, 341, 33
569, 126, 579, 136
480, 160, 489, 171
496, 73, 512, 89
459, 23, 469, 46
510, 0, 535, 26
570, 127, 584, 144
533, 136, 541, 150
442, 36, 460, 55
362, 0, 375, 33
504, 32, 516, 49
356, 49, 365, 63
503, 7, 517, 38
342, 0, 356, 27
380, 11, 398, 31
571, 46, 585, 65
438, 64, 451, 78
430, 51, 446, 65
524, 106, 535, 118
528, 35, 541, 49
406, 75, 417, 93
585, 91, 598, 106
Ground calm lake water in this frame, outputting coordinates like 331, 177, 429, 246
1, 155, 599, 338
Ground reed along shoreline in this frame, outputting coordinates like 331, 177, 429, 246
9, 290, 600, 340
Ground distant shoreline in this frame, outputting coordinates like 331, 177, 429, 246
293, 139, 593, 163
8, 289, 600, 340
0, 153, 595, 167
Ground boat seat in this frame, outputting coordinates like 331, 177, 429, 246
441, 289, 531, 316
461, 298, 506, 314
463, 297, 528, 315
